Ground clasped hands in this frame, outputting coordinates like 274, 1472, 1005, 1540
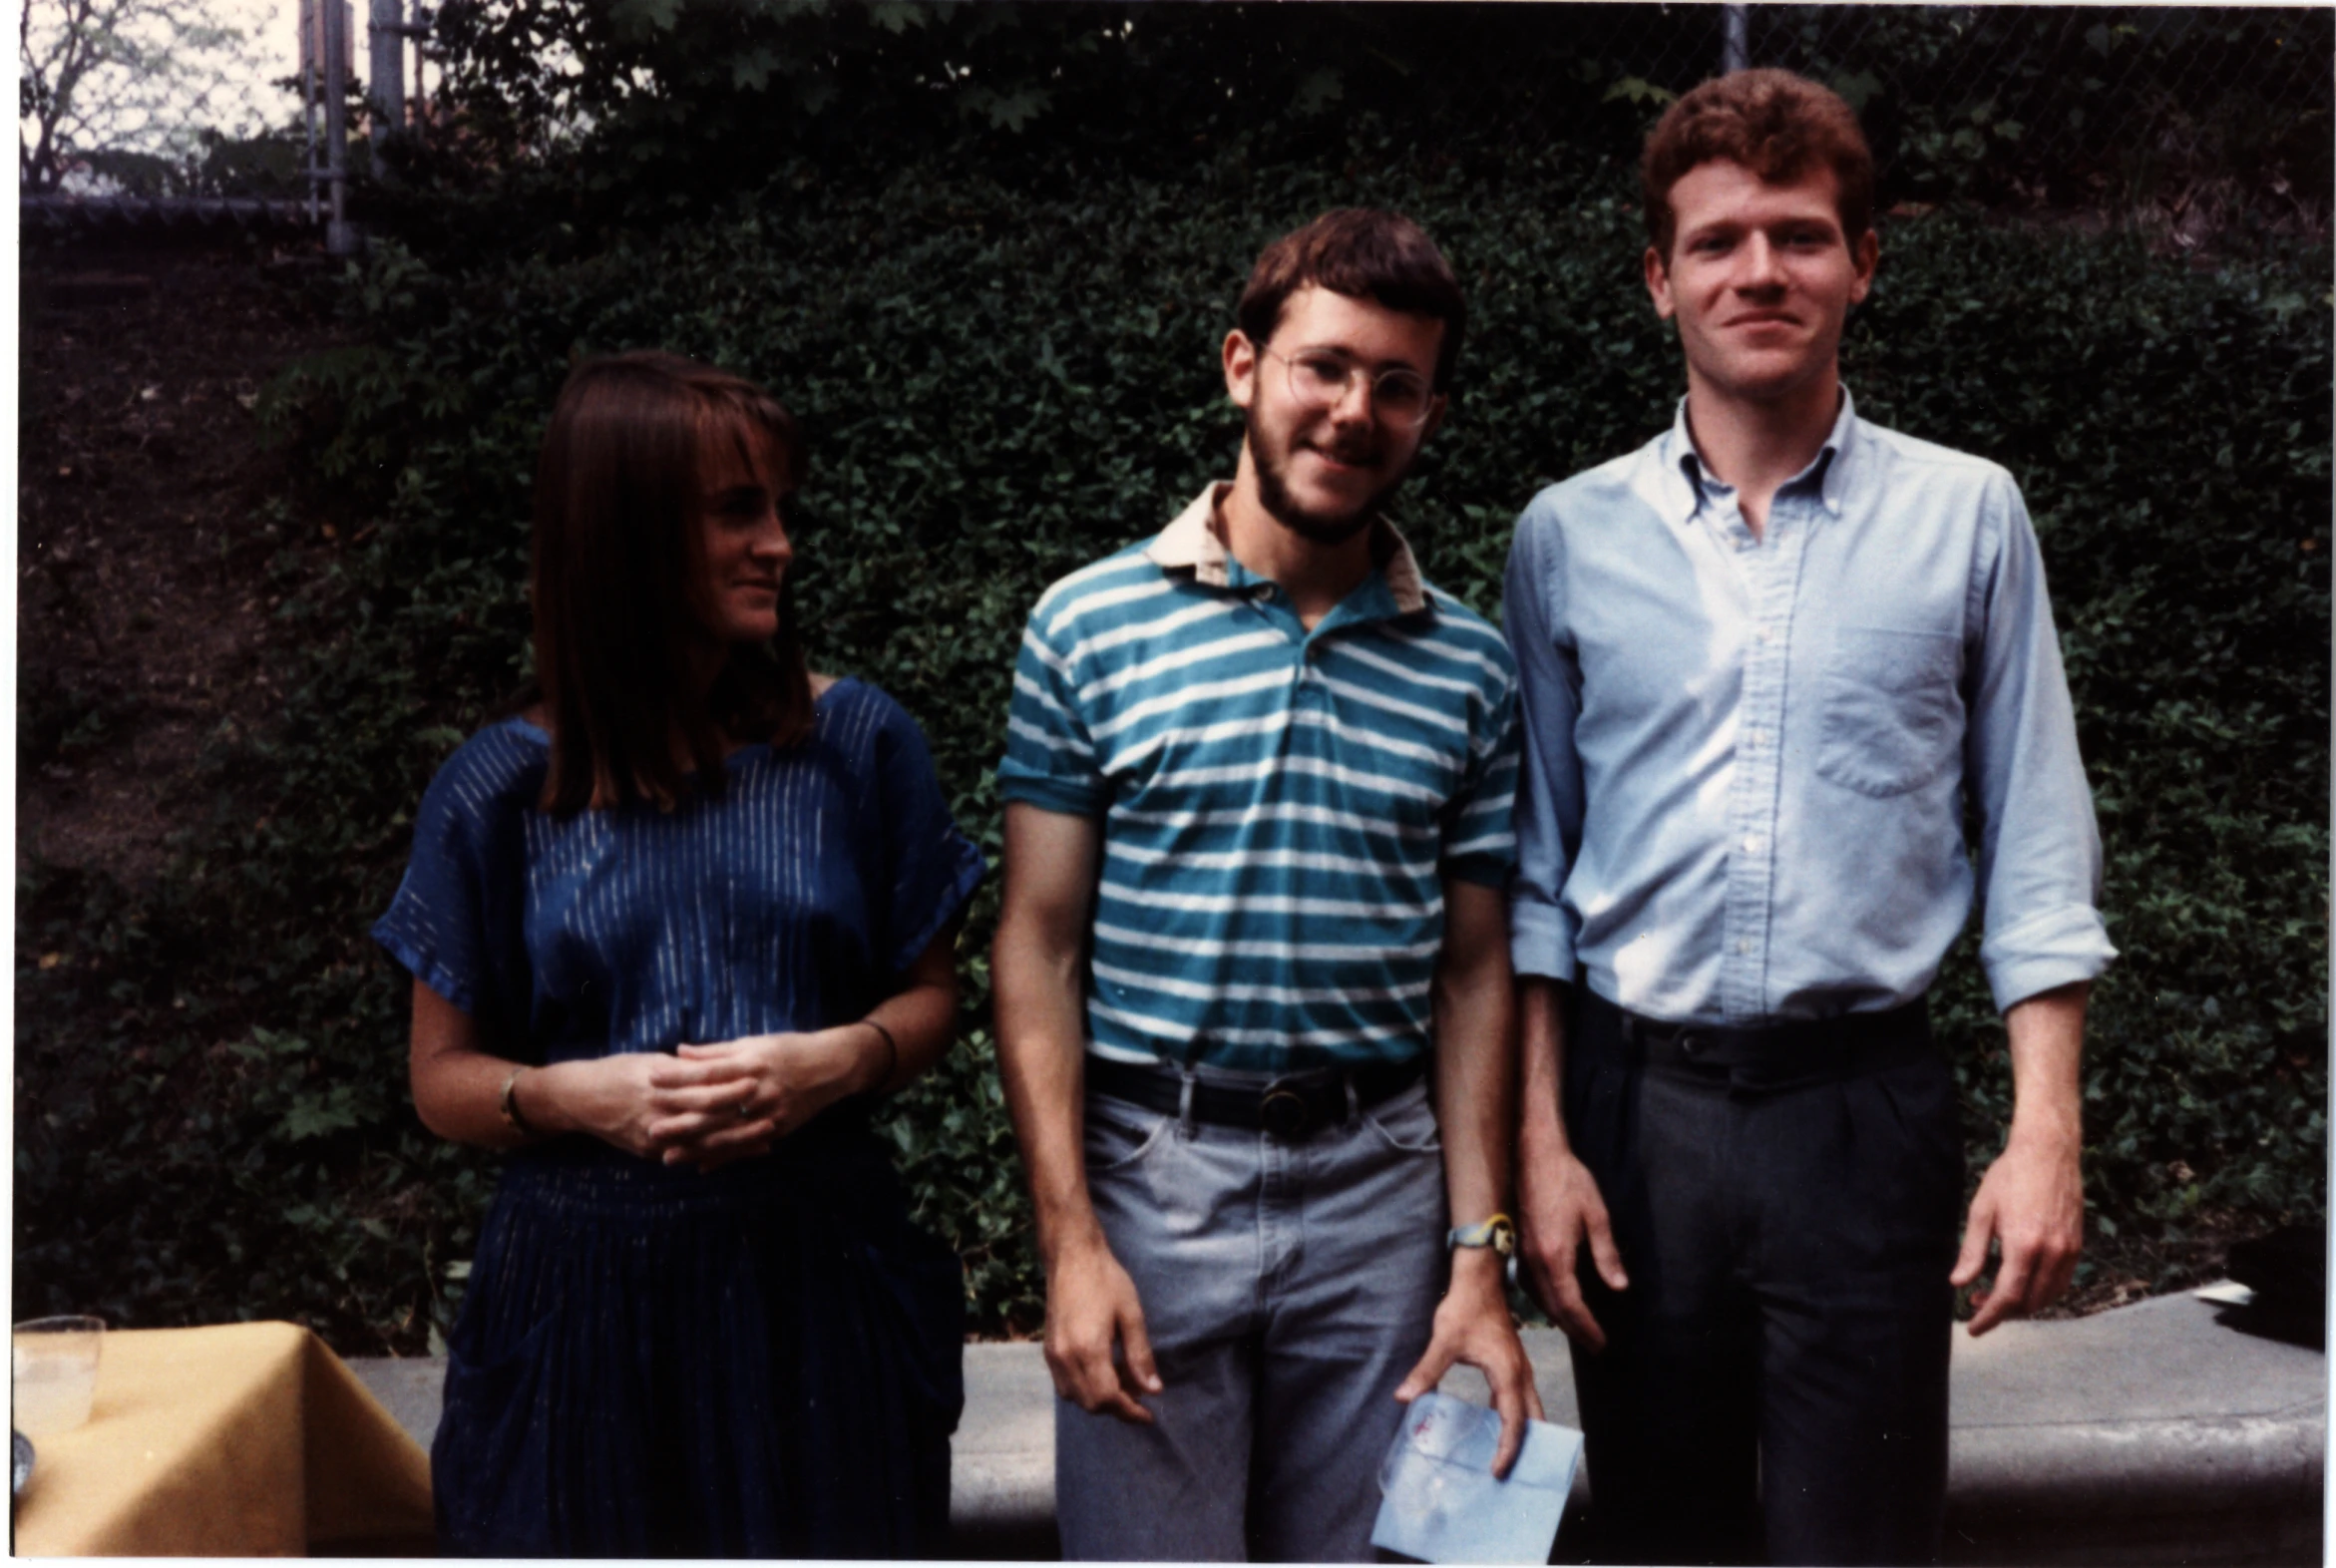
569, 1026, 879, 1171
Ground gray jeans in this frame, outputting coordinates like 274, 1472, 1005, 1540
1055, 1074, 1448, 1562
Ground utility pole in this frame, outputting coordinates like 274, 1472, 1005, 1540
323, 0, 357, 254
368, 0, 406, 154
302, 0, 320, 225
1722, 4, 1750, 75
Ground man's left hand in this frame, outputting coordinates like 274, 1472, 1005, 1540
1950, 1132, 2083, 1336
1392, 1250, 1544, 1477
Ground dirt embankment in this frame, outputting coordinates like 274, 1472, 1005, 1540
18, 244, 348, 884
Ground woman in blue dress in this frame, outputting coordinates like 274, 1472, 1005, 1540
373, 351, 984, 1557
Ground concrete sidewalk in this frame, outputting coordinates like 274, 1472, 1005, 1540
351, 1288, 2324, 1563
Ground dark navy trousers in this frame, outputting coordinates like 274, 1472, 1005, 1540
1562, 988, 1963, 1567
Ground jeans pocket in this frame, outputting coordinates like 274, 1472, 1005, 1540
1360, 1083, 1443, 1154
1814, 626, 1962, 798
1084, 1095, 1177, 1172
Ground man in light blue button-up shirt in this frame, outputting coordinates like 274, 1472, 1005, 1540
1505, 71, 2115, 1566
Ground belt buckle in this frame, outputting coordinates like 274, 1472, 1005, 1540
1259, 1081, 1314, 1142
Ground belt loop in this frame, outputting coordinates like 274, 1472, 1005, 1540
1343, 1071, 1361, 1124
1176, 1065, 1197, 1139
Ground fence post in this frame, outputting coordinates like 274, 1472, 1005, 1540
1722, 4, 1750, 74
368, 0, 406, 154
324, 0, 359, 254
301, 0, 320, 225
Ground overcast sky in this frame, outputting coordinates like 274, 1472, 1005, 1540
21, 0, 361, 154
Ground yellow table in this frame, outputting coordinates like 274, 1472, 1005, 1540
12, 1321, 433, 1556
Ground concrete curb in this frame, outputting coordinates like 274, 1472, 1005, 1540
1939, 1292, 2324, 1566
350, 1287, 2324, 1563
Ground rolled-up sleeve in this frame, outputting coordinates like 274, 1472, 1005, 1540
1503, 498, 1587, 981
1964, 474, 2118, 1009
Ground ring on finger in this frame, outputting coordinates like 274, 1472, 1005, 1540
735, 1091, 752, 1119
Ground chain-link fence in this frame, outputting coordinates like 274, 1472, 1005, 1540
1413, 4, 2329, 246
17, 0, 433, 239
18, 3, 2331, 246
1741, 6, 2331, 246
20, 0, 300, 199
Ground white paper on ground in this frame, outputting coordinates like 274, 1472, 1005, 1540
1369, 1389, 1584, 1565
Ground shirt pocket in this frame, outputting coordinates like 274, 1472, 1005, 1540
1813, 626, 1962, 798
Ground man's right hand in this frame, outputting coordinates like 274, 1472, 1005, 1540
1517, 1146, 1629, 1351
1043, 1237, 1162, 1423
994, 805, 1158, 1419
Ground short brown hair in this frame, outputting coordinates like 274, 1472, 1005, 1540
531, 350, 814, 815
1641, 69, 1875, 259
1236, 208, 1466, 392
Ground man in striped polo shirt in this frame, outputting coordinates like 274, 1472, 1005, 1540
993, 209, 1540, 1561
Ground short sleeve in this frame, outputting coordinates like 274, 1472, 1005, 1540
996, 601, 1109, 817
1439, 627, 1524, 890
870, 697, 988, 975
370, 725, 541, 1051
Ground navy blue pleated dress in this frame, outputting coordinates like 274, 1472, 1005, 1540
373, 678, 985, 1558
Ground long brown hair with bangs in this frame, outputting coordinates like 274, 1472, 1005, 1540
531, 351, 815, 815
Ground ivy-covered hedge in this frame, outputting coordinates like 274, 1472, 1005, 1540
15, 135, 2326, 1350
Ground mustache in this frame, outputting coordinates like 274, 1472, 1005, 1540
1315, 434, 1382, 466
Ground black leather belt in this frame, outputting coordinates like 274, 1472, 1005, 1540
1577, 988, 1933, 1089
1085, 1055, 1425, 1142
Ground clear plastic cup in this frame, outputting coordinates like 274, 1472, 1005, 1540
12, 1317, 105, 1436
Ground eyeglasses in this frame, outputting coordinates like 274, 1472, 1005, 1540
1261, 346, 1438, 429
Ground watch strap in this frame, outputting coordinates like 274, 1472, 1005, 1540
1447, 1213, 1516, 1256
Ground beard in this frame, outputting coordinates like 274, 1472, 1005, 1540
1247, 406, 1412, 547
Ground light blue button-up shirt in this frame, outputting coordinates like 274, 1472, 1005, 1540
1504, 393, 2115, 1023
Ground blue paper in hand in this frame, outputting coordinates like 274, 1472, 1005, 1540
1369, 1390, 1583, 1565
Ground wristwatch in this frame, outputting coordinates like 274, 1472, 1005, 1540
1448, 1213, 1518, 1285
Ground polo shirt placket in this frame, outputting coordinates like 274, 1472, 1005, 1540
1220, 555, 1406, 712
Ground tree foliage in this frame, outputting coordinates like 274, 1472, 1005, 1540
393, 2, 2328, 248
17, 0, 276, 195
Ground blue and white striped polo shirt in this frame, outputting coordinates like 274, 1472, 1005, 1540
999, 484, 1521, 1072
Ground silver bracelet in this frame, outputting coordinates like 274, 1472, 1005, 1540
498, 1065, 539, 1138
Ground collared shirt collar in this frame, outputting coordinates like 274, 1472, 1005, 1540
1144, 482, 1431, 616
1655, 389, 1862, 527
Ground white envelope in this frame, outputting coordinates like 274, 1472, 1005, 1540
1369, 1389, 1584, 1565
